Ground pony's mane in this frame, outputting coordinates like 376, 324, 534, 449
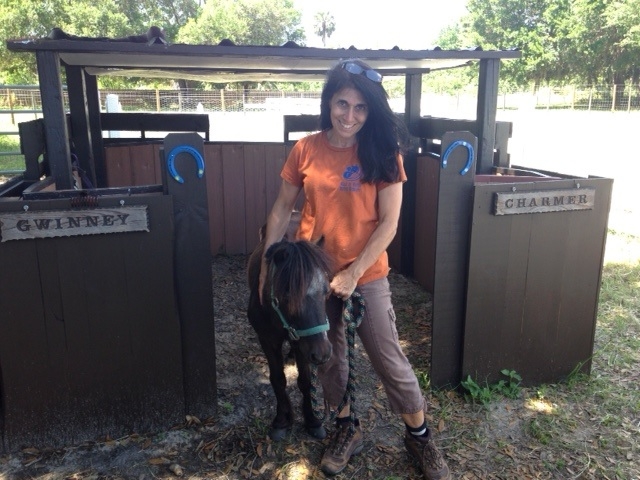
266, 240, 331, 315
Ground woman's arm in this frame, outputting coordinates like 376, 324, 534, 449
258, 179, 302, 302
330, 181, 403, 299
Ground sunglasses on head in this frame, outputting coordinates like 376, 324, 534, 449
342, 62, 383, 83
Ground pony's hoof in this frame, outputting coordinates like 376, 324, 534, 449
268, 427, 289, 441
305, 425, 326, 440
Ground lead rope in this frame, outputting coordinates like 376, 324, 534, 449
310, 291, 365, 433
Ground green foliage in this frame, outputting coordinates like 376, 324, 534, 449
437, 0, 640, 87
176, 0, 304, 46
461, 369, 522, 405
415, 368, 431, 391
0, 0, 200, 84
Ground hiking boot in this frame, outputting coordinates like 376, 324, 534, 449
320, 420, 364, 475
404, 430, 451, 480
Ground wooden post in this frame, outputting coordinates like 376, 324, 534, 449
163, 133, 216, 419
612, 84, 617, 112
65, 65, 97, 188
36, 50, 74, 190
430, 131, 477, 388
476, 59, 499, 174
220, 89, 225, 112
156, 88, 160, 112
7, 88, 15, 125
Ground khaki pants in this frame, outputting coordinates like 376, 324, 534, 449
318, 276, 425, 415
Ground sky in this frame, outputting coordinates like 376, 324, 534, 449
294, 0, 469, 49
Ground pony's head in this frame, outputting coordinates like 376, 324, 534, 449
264, 239, 332, 365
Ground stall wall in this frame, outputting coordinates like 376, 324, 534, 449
0, 194, 184, 452
462, 177, 613, 386
105, 143, 304, 256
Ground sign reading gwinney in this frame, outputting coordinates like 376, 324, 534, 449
0, 206, 149, 242
494, 188, 595, 215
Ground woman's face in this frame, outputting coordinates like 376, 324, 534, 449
328, 87, 368, 147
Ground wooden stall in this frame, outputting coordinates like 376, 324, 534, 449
0, 30, 612, 451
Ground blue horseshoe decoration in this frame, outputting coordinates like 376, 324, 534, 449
441, 140, 474, 176
166, 145, 205, 184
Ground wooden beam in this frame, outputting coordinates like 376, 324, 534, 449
85, 72, 106, 187
476, 59, 500, 174
65, 66, 97, 187
36, 50, 73, 190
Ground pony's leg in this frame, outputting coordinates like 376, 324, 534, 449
294, 346, 326, 439
259, 338, 293, 441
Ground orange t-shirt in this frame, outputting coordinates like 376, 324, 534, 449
281, 131, 407, 285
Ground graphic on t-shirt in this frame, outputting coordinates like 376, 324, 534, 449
340, 165, 362, 192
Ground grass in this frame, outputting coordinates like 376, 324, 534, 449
0, 134, 24, 172
434, 227, 640, 479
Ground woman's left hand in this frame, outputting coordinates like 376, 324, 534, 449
330, 269, 358, 300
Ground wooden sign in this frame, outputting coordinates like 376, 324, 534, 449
494, 188, 595, 216
0, 206, 149, 242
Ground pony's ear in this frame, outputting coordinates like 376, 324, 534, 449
266, 242, 291, 266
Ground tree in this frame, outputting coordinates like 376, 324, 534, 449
464, 0, 571, 87
0, 0, 200, 84
176, 0, 304, 46
313, 11, 335, 47
565, 0, 639, 87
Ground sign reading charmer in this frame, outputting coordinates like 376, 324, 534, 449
0, 206, 149, 242
494, 188, 595, 215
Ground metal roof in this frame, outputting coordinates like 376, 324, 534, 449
6, 35, 520, 83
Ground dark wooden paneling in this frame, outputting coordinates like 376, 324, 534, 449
476, 59, 500, 174
413, 154, 440, 292
66, 66, 97, 187
0, 195, 184, 452
244, 144, 268, 253
130, 144, 159, 185
204, 144, 225, 255
463, 177, 613, 386
105, 145, 134, 187
163, 133, 216, 418
36, 50, 74, 190
429, 132, 477, 389
222, 144, 247, 254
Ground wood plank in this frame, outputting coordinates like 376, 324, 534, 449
36, 50, 74, 189
131, 144, 159, 185
243, 144, 267, 252
412, 155, 439, 292
164, 133, 216, 418
430, 132, 477, 388
104, 144, 134, 187
66, 65, 97, 187
222, 144, 247, 254
265, 144, 287, 212
476, 59, 500, 174
204, 143, 225, 255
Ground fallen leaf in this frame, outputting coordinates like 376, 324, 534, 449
169, 463, 184, 476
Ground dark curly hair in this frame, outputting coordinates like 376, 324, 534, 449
319, 58, 410, 183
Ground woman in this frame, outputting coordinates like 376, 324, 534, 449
259, 59, 450, 480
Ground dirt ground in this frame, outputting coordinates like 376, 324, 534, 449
0, 253, 636, 479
